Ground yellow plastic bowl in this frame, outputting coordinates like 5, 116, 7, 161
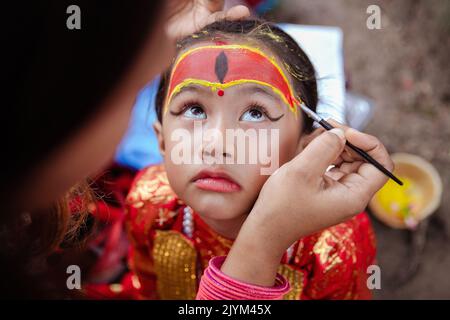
369, 153, 443, 229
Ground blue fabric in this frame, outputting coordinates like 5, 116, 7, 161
255, 0, 279, 15
114, 77, 163, 170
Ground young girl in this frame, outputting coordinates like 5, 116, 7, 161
124, 19, 377, 300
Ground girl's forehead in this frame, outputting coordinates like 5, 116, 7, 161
176, 39, 288, 74
179, 39, 265, 53
167, 39, 300, 115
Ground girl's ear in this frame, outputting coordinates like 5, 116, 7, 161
295, 127, 326, 155
153, 121, 165, 157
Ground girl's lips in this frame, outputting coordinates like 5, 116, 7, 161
192, 170, 241, 193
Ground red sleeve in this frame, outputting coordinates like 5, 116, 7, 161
278, 213, 376, 300
125, 165, 180, 299
125, 207, 157, 299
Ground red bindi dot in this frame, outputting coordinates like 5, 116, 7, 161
217, 89, 224, 97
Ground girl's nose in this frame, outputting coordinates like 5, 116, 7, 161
200, 118, 235, 163
202, 148, 232, 160
201, 130, 234, 162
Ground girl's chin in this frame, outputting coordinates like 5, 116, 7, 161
190, 202, 247, 221
183, 189, 254, 219
195, 207, 242, 220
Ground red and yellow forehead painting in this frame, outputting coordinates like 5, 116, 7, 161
165, 44, 301, 115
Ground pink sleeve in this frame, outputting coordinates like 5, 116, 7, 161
196, 256, 290, 300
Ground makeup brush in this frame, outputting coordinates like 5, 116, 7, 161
299, 103, 403, 186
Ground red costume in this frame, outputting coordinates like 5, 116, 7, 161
84, 43, 376, 299
118, 164, 376, 300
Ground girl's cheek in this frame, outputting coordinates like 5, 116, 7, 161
162, 119, 197, 163
277, 126, 302, 165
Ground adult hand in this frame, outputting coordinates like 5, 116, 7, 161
221, 122, 394, 286
166, 0, 250, 41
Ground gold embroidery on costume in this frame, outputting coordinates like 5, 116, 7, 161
313, 230, 343, 272
155, 208, 178, 227
128, 166, 176, 209
195, 233, 233, 271
153, 230, 198, 299
125, 164, 376, 300
278, 264, 304, 300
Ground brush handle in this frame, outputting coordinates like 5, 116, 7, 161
318, 119, 403, 186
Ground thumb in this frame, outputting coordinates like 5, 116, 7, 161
294, 128, 346, 178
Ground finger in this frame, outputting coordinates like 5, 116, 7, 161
347, 129, 392, 167
338, 161, 364, 175
332, 155, 344, 167
356, 161, 392, 196
225, 5, 250, 20
324, 161, 363, 184
336, 127, 393, 194
327, 119, 393, 170
294, 128, 346, 178
295, 127, 325, 155
325, 167, 346, 181
325, 119, 363, 161
204, 10, 227, 26
327, 119, 349, 130
340, 147, 361, 162
201, 0, 224, 12
325, 160, 363, 181
340, 145, 393, 196
321, 120, 392, 213
204, 5, 250, 25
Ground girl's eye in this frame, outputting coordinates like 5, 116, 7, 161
183, 104, 206, 119
240, 108, 267, 122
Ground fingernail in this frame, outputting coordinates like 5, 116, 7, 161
329, 128, 345, 141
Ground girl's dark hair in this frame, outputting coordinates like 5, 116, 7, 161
2, 0, 165, 298
155, 19, 318, 133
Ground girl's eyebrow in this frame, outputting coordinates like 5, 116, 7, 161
170, 84, 207, 101
170, 84, 283, 105
239, 85, 283, 104
170, 84, 208, 102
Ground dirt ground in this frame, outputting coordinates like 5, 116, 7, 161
272, 0, 450, 299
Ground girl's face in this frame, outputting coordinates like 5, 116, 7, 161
155, 40, 307, 227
